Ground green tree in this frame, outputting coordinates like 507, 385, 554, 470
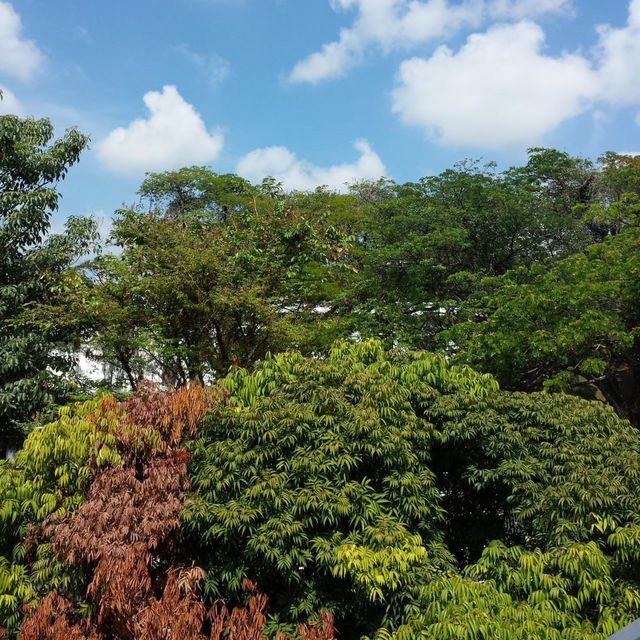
0, 109, 91, 454
345, 150, 598, 351
137, 166, 250, 218
183, 339, 496, 636
69, 172, 354, 387
182, 341, 640, 638
442, 208, 640, 425
599, 152, 640, 202
4, 343, 640, 638
0, 397, 120, 635
369, 541, 640, 640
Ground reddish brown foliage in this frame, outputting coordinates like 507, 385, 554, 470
52, 461, 187, 564
213, 579, 267, 640
101, 382, 224, 467
136, 567, 207, 640
20, 383, 336, 640
19, 592, 101, 640
278, 611, 337, 640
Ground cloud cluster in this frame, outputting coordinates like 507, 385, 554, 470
87, 0, 640, 173
236, 140, 386, 191
289, 0, 573, 84
595, 0, 640, 106
96, 85, 224, 174
392, 0, 640, 147
290, 0, 483, 83
97, 85, 387, 185
392, 21, 596, 147
286, 0, 640, 148
0, 1, 42, 80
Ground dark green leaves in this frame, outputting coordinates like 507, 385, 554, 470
0, 114, 90, 450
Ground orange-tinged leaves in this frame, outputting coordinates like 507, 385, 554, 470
19, 382, 334, 640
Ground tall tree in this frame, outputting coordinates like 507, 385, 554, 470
442, 197, 640, 424
0, 107, 91, 455
65, 172, 355, 388
344, 150, 598, 351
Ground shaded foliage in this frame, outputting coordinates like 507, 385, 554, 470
4, 140, 640, 640
0, 112, 93, 452
184, 339, 495, 635
3, 383, 335, 639
341, 149, 598, 351
183, 340, 640, 638
442, 210, 640, 424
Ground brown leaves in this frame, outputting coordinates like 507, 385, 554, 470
52, 461, 187, 564
21, 384, 208, 640
136, 568, 207, 640
214, 580, 267, 640
19, 592, 101, 640
19, 383, 336, 640
207, 580, 336, 640
117, 382, 225, 454
279, 611, 337, 640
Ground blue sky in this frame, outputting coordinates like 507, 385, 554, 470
1, 0, 639, 233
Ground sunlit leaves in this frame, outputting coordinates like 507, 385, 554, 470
442, 219, 640, 424
0, 397, 119, 635
184, 340, 497, 633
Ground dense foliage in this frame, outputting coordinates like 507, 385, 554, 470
0, 111, 94, 454
1, 384, 336, 639
442, 214, 640, 424
4, 343, 640, 638
56, 171, 353, 389
3, 105, 640, 639
34, 145, 638, 425
183, 340, 495, 634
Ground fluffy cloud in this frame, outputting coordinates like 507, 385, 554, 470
0, 85, 23, 115
595, 0, 640, 105
0, 1, 43, 80
392, 21, 597, 147
96, 85, 224, 174
236, 140, 386, 191
289, 0, 576, 83
289, 0, 482, 83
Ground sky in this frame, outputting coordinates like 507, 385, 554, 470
1, 0, 639, 233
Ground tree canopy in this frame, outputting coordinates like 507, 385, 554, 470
0, 112, 94, 455
55, 173, 354, 389
4, 342, 640, 638
442, 200, 640, 424
2, 111, 640, 639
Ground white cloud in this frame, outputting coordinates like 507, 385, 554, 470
392, 21, 597, 147
0, 1, 43, 80
173, 44, 231, 87
236, 140, 386, 191
0, 84, 23, 115
488, 0, 572, 20
594, 0, 640, 106
96, 85, 224, 174
289, 0, 483, 83
288, 0, 577, 84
